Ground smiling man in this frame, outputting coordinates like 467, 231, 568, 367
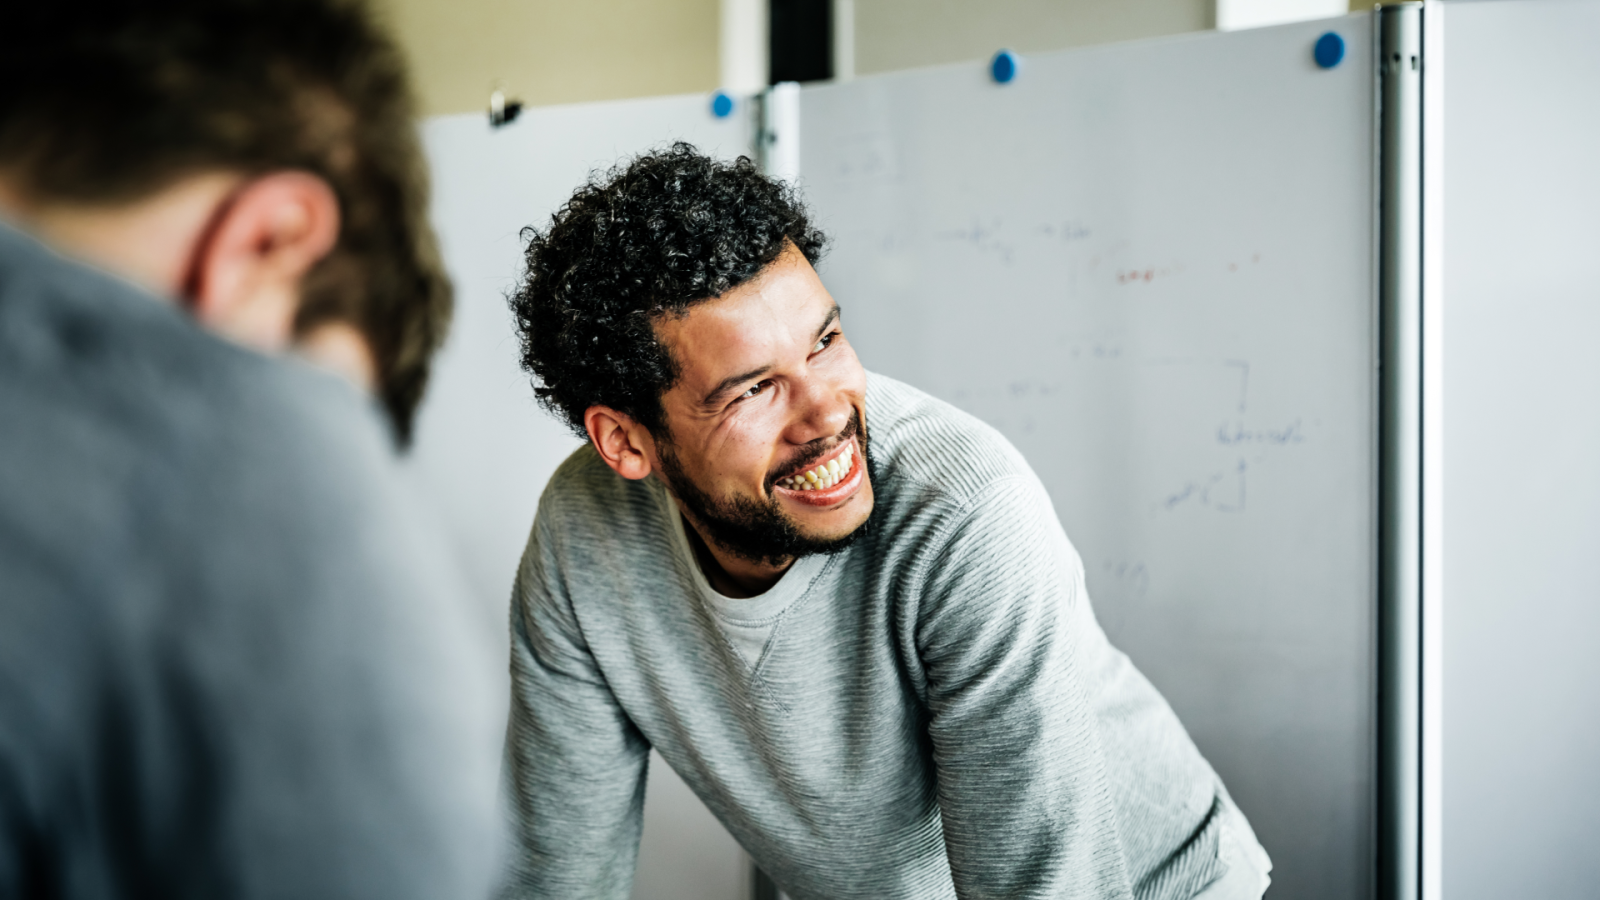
503, 144, 1271, 900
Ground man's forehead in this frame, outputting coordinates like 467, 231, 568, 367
657, 254, 834, 397
676, 289, 791, 348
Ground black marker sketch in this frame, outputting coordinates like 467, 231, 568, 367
1141, 357, 1249, 410
1037, 221, 1093, 241
1217, 418, 1305, 446
936, 217, 1015, 264
1157, 459, 1247, 515
1101, 559, 1151, 596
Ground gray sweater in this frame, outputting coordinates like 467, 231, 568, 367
0, 222, 503, 899
505, 373, 1255, 900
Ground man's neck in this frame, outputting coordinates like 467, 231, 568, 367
0, 172, 238, 300
680, 514, 791, 599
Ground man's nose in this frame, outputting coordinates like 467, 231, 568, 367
784, 376, 850, 446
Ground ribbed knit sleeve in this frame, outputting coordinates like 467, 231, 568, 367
912, 475, 1134, 899
502, 506, 651, 900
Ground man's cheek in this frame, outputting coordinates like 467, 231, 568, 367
717, 430, 780, 486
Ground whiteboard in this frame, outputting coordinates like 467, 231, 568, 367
411, 93, 756, 900
1437, 2, 1600, 897
800, 16, 1375, 898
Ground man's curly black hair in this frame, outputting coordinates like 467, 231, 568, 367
510, 142, 828, 438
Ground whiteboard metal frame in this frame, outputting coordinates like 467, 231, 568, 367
1418, 6, 1445, 900
1377, 4, 1427, 900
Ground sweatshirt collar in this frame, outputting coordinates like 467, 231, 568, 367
652, 478, 829, 625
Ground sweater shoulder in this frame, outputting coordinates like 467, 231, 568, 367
0, 221, 387, 460
866, 371, 1040, 518
0, 223, 403, 556
534, 444, 670, 546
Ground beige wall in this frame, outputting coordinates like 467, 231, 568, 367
852, 0, 1387, 75
381, 0, 1391, 117
853, 0, 1213, 76
376, 0, 720, 117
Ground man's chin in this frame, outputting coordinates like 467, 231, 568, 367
695, 494, 872, 568
770, 515, 871, 561
793, 508, 871, 542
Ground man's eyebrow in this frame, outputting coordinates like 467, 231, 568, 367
701, 305, 843, 408
814, 304, 841, 341
704, 364, 773, 407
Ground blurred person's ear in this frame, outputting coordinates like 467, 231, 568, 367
187, 172, 340, 354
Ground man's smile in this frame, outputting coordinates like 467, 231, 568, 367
772, 435, 863, 506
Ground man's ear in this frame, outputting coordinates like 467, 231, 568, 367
584, 406, 655, 480
187, 171, 340, 353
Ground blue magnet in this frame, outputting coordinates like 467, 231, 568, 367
711, 91, 735, 118
1314, 32, 1345, 69
990, 49, 1019, 84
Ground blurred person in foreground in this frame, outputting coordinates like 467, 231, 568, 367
501, 145, 1272, 900
0, 1, 502, 897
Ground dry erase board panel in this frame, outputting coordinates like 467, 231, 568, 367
801, 17, 1375, 899
1439, 2, 1600, 897
413, 94, 755, 900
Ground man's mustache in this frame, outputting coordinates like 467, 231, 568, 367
765, 409, 863, 490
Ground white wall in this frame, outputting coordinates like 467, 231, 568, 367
1438, 2, 1600, 897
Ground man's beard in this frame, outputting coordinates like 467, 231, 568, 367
656, 408, 874, 568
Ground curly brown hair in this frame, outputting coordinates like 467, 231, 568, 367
511, 143, 828, 438
0, 0, 449, 445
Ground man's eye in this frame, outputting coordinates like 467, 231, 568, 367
812, 331, 838, 354
738, 381, 767, 401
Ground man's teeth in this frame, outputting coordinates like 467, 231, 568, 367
777, 444, 855, 491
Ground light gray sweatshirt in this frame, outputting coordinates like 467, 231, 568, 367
504, 373, 1259, 900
